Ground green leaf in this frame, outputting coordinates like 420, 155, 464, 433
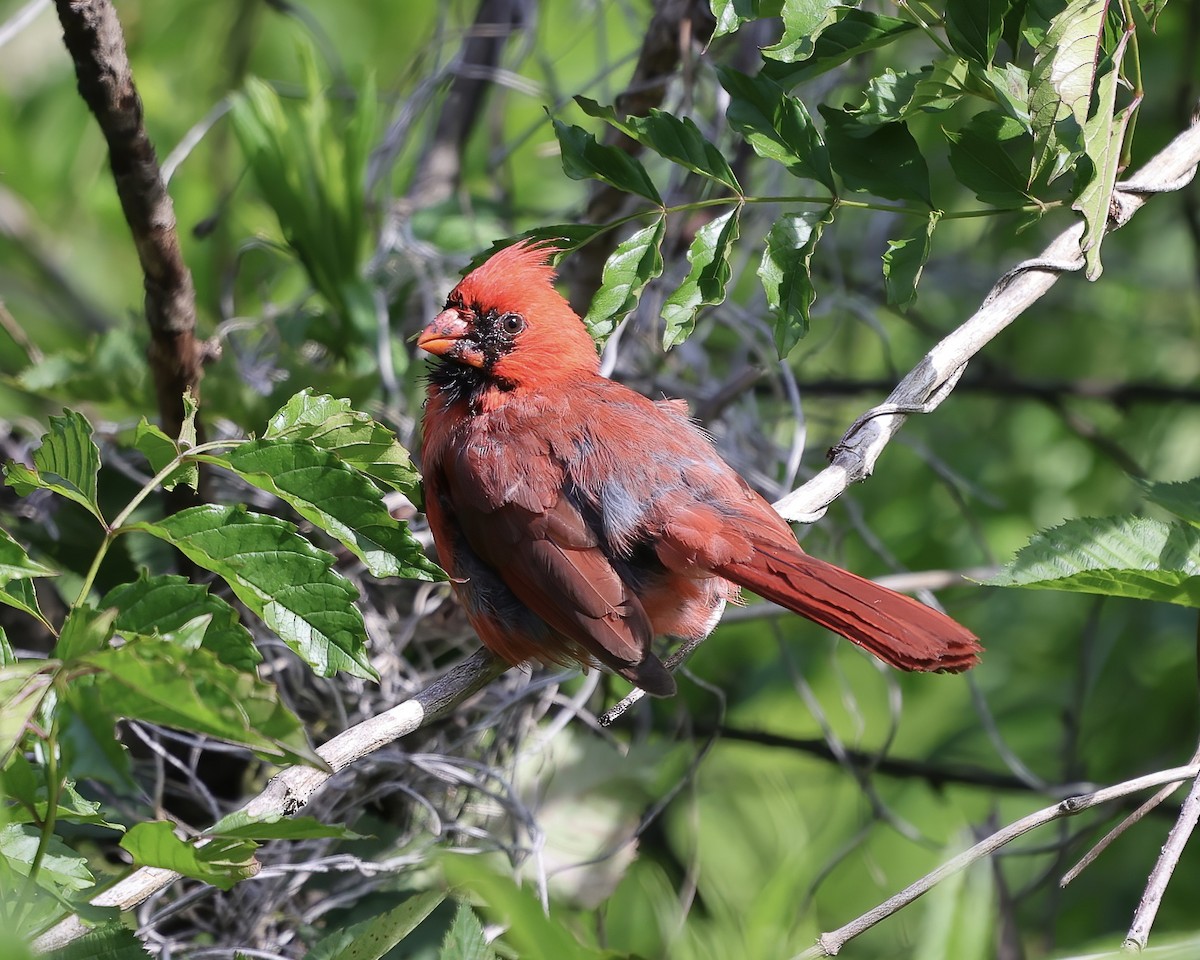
80, 640, 322, 765
763, 0, 841, 62
120, 820, 258, 891
0, 663, 53, 763
42, 925, 150, 960
463, 225, 606, 274
101, 572, 262, 671
883, 211, 941, 311
0, 823, 95, 893
718, 67, 835, 191
133, 418, 196, 492
582, 218, 666, 341
945, 112, 1037, 206
0, 579, 50, 628
710, 0, 783, 38
0, 627, 12, 667
132, 505, 375, 679
265, 391, 421, 499
441, 900, 496, 960
0, 526, 56, 584
820, 108, 933, 206
575, 97, 740, 192
4, 410, 103, 522
758, 209, 835, 356
56, 605, 118, 660
662, 208, 742, 349
1073, 35, 1134, 280
944, 0, 1012, 64
0, 757, 122, 830
1141, 477, 1200, 527
211, 439, 443, 581
761, 11, 918, 87
59, 685, 134, 787
208, 811, 362, 841
305, 891, 447, 960
973, 62, 1033, 131
1028, 0, 1103, 182
551, 119, 662, 205
988, 516, 1200, 606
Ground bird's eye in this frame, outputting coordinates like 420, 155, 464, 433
499, 313, 526, 336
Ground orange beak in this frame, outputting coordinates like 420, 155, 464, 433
417, 309, 470, 357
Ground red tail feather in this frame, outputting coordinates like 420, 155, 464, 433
719, 544, 981, 673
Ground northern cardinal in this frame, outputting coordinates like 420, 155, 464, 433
418, 241, 980, 696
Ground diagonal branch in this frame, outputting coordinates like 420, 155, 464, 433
54, 0, 208, 443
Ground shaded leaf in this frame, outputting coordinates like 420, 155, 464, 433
662, 208, 742, 349
121, 820, 258, 891
42, 925, 150, 960
1140, 477, 1200, 527
305, 891, 447, 960
757, 208, 834, 355
582, 218, 666, 341
945, 0, 1012, 64
946, 112, 1037, 206
883, 211, 941, 311
0, 757, 122, 830
719, 67, 834, 191
762, 11, 918, 87
101, 572, 261, 671
4, 410, 103, 522
575, 97, 740, 191
0, 579, 49, 628
56, 605, 118, 660
988, 516, 1200, 606
60, 685, 134, 788
132, 505, 374, 679
211, 439, 443, 581
551, 119, 662, 204
80, 640, 322, 765
265, 391, 421, 498
710, 0, 783, 38
0, 823, 94, 893
133, 418, 196, 492
0, 527, 56, 584
820, 108, 933, 206
441, 900, 496, 960
0, 627, 11, 667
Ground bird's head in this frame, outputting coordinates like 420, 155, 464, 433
417, 240, 600, 388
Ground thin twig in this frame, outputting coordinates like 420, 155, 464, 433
794, 763, 1200, 960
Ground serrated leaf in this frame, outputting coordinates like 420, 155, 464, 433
988, 516, 1200, 606
853, 68, 933, 125
265, 391, 421, 498
973, 62, 1033, 130
1140, 478, 1200, 527
1073, 33, 1134, 280
0, 823, 95, 893
56, 605, 118, 660
0, 663, 53, 763
132, 505, 374, 679
0, 579, 49, 630
208, 811, 363, 841
133, 418, 196, 492
120, 820, 258, 891
758, 208, 834, 356
463, 225, 605, 274
710, 0, 784, 38
763, 0, 841, 62
0, 527, 56, 584
305, 891, 446, 960
0, 757, 122, 830
718, 67, 834, 191
761, 11, 918, 87
441, 900, 496, 960
582, 218, 666, 341
820, 108, 933, 206
4, 410, 103, 522
80, 639, 322, 765
946, 112, 1037, 206
662, 208, 742, 349
945, 0, 1013, 64
1028, 0, 1103, 182
41, 924, 150, 960
209, 439, 443, 581
575, 97, 740, 191
883, 211, 941, 311
551, 119, 662, 204
101, 572, 261, 671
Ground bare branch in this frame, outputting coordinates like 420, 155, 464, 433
53, 0, 206, 442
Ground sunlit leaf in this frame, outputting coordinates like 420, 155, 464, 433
761, 11, 917, 87
0, 824, 94, 893
56, 605, 118, 660
4, 410, 103, 522
441, 900, 496, 960
582, 218, 666, 341
133, 506, 374, 679
552, 119, 662, 204
662, 208, 742, 349
265, 391, 421, 498
208, 810, 362, 841
710, 0, 783, 38
988, 516, 1200, 606
121, 820, 258, 891
762, 0, 841, 63
883, 211, 941, 311
757, 208, 834, 356
718, 67, 834, 191
575, 97, 740, 191
820, 108, 933, 206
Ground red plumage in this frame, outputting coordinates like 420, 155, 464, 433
418, 241, 981, 696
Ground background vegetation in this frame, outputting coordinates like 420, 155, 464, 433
1, 0, 1200, 957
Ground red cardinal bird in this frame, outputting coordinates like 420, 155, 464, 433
418, 241, 980, 696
